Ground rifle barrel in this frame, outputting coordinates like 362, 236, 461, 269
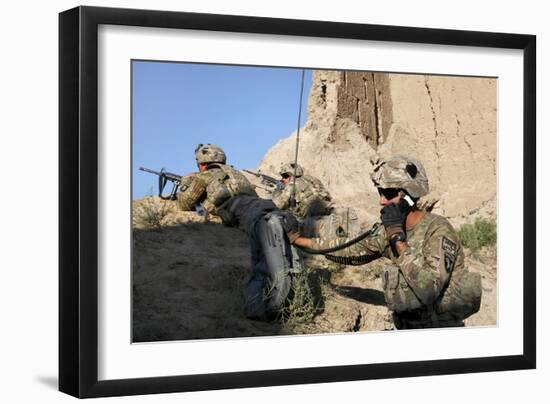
140, 167, 182, 182
243, 169, 278, 184
139, 167, 161, 175
243, 169, 259, 177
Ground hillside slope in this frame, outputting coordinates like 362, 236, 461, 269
132, 198, 495, 342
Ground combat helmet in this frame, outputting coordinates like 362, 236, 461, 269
371, 155, 429, 199
195, 144, 226, 164
279, 162, 304, 178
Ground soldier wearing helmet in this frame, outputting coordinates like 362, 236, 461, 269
279, 162, 304, 178
272, 163, 359, 263
194, 143, 227, 165
271, 162, 333, 219
176, 144, 309, 320
291, 155, 481, 329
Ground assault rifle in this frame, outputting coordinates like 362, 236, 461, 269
139, 167, 183, 200
243, 169, 284, 191
139, 167, 206, 216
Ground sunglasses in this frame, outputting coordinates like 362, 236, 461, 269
378, 188, 400, 200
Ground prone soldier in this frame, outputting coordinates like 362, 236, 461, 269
272, 163, 359, 254
271, 163, 333, 218
175, 144, 306, 320
291, 155, 482, 329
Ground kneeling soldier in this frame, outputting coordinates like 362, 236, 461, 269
291, 155, 482, 329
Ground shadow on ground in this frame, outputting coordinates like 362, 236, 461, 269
334, 285, 386, 306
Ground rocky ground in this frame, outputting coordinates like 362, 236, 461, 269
132, 197, 496, 343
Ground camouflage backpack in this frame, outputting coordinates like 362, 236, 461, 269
436, 267, 482, 321
300, 207, 359, 240
293, 175, 333, 217
202, 163, 257, 212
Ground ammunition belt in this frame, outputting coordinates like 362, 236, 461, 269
324, 253, 380, 266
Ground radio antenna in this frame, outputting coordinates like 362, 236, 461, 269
290, 69, 306, 208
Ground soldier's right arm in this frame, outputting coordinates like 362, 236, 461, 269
293, 223, 389, 257
176, 175, 207, 211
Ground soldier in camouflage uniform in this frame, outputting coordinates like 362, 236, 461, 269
291, 155, 482, 329
271, 163, 334, 218
272, 163, 358, 243
176, 144, 304, 320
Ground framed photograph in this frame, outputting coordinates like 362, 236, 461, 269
59, 6, 536, 398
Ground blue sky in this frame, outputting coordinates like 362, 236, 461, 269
132, 61, 312, 199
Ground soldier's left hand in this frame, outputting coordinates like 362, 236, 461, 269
278, 211, 302, 244
279, 211, 299, 234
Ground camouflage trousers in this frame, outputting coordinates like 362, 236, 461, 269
243, 212, 303, 320
383, 263, 464, 329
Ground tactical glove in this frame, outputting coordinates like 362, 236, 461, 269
278, 211, 300, 243
380, 199, 410, 241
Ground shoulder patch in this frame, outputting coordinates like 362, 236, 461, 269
441, 236, 457, 255
441, 236, 457, 273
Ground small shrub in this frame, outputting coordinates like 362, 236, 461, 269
280, 269, 318, 328
133, 195, 171, 230
458, 218, 497, 251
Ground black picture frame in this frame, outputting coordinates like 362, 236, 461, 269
59, 5, 536, 398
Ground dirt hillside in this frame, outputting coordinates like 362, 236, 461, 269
132, 198, 495, 342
